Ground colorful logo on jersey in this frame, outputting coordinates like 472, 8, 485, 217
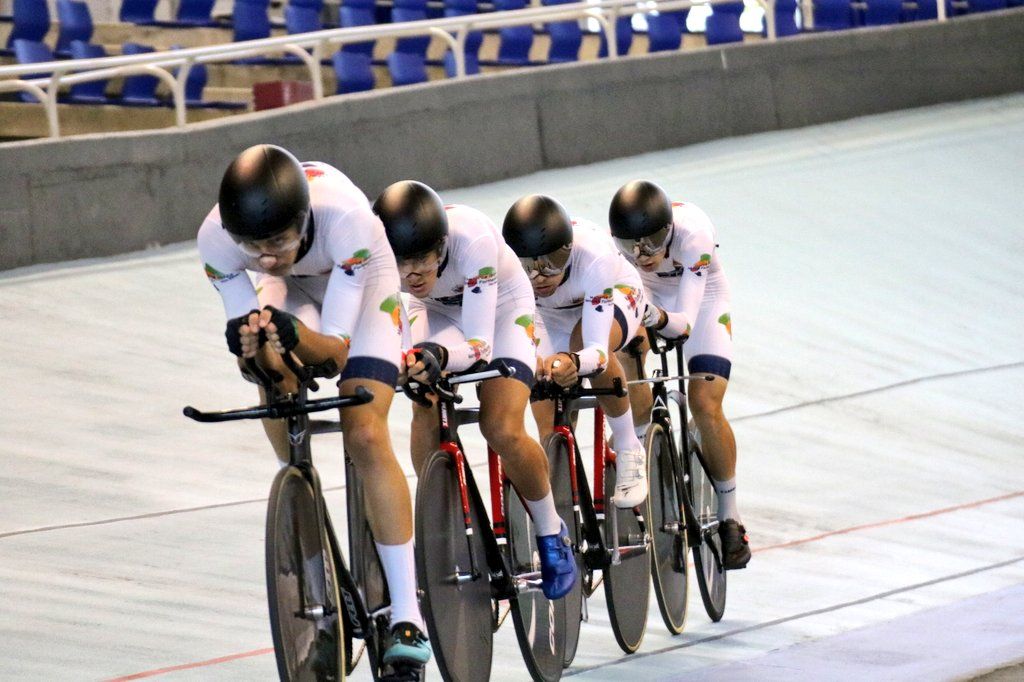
204, 263, 226, 280
589, 288, 614, 312
338, 333, 351, 349
614, 284, 640, 311
718, 313, 732, 338
689, 254, 711, 276
204, 263, 239, 285
304, 167, 325, 181
671, 201, 685, 207
515, 314, 539, 347
596, 349, 607, 369
466, 338, 490, 361
340, 249, 371, 276
380, 294, 403, 335
466, 267, 497, 294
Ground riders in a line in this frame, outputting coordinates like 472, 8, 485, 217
502, 194, 651, 510
373, 180, 577, 600
196, 145, 432, 673
608, 180, 750, 570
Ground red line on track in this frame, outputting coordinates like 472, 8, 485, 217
753, 490, 1024, 554
108, 489, 1024, 680
107, 648, 275, 680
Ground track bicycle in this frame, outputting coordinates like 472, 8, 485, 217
530, 377, 652, 659
624, 332, 727, 625
184, 354, 417, 681
404, 362, 578, 682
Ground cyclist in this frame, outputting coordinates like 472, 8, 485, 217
502, 194, 650, 509
373, 181, 577, 600
196, 145, 431, 671
608, 179, 750, 570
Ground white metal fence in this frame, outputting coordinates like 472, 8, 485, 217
0, 0, 951, 138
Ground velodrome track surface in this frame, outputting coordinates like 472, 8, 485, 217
2, 94, 1023, 681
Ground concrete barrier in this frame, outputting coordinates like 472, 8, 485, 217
2, 9, 1023, 270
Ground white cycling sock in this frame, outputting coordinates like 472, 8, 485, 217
607, 411, 644, 454
524, 491, 563, 537
635, 421, 651, 442
713, 477, 740, 522
375, 539, 424, 630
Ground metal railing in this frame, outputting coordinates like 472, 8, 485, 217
0, 0, 949, 138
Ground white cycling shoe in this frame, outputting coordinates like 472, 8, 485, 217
613, 447, 648, 509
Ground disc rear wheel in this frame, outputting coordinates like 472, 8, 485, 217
415, 449, 493, 682
602, 455, 650, 654
344, 459, 388, 676
688, 432, 727, 622
266, 466, 345, 681
646, 423, 688, 635
507, 433, 575, 680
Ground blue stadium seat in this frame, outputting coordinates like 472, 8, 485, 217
493, 0, 533, 65
68, 40, 111, 103
333, 49, 375, 92
812, 0, 854, 29
56, 0, 93, 57
597, 16, 633, 58
120, 42, 161, 105
233, 0, 272, 42
542, 0, 581, 63
768, 0, 800, 36
442, 0, 482, 76
285, 4, 322, 33
966, 0, 1007, 11
6, 0, 50, 49
338, 0, 375, 89
387, 0, 430, 85
119, 0, 159, 24
705, 2, 744, 44
906, 0, 937, 18
863, 0, 903, 23
647, 13, 682, 52
176, 0, 216, 25
12, 38, 54, 102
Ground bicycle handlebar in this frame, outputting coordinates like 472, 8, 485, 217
530, 376, 627, 402
183, 386, 373, 423
401, 361, 515, 406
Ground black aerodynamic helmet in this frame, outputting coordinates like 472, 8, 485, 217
501, 194, 573, 258
608, 180, 673, 241
218, 144, 310, 241
372, 180, 448, 260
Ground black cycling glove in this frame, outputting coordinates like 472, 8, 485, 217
411, 341, 449, 383
263, 305, 301, 352
225, 309, 262, 357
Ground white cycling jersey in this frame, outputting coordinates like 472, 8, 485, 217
534, 219, 645, 376
617, 201, 733, 375
403, 204, 535, 374
197, 161, 404, 381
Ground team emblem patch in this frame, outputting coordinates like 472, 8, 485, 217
689, 253, 711, 276
340, 249, 371, 276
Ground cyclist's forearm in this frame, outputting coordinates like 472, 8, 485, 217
294, 326, 350, 369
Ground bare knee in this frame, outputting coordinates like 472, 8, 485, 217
480, 414, 526, 456
689, 391, 724, 423
343, 416, 392, 467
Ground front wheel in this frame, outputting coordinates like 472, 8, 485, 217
415, 449, 493, 682
266, 466, 345, 681
646, 422, 689, 635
